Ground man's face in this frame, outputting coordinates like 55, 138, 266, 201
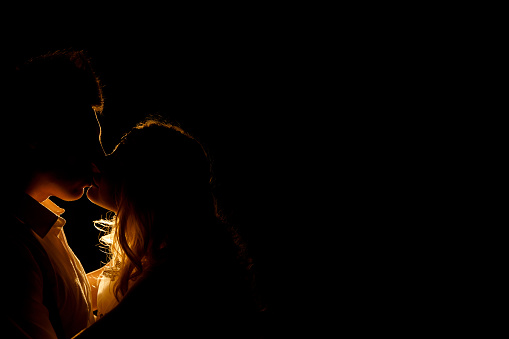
34, 105, 105, 201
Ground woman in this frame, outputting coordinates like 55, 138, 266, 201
80, 119, 264, 337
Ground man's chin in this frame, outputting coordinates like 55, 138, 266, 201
55, 187, 87, 202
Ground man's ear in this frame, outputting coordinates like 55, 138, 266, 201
27, 142, 38, 150
23, 141, 43, 156
20, 141, 47, 164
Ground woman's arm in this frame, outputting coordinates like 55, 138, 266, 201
87, 266, 106, 312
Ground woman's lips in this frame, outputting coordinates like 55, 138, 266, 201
91, 175, 100, 188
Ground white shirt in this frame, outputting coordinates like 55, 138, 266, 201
36, 199, 95, 335
96, 273, 121, 318
6, 194, 94, 338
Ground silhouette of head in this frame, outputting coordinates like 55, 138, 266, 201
88, 119, 212, 218
87, 119, 215, 297
6, 49, 104, 200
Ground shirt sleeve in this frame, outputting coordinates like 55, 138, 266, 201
3, 238, 58, 339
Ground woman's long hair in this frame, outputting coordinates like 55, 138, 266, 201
96, 119, 257, 310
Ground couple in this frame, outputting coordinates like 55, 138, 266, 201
4, 50, 262, 338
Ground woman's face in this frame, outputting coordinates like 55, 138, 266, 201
86, 149, 121, 212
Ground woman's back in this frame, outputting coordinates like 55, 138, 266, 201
79, 220, 264, 338
80, 120, 266, 337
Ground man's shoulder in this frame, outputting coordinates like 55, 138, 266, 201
3, 216, 45, 276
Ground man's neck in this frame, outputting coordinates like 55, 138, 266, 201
24, 187, 50, 203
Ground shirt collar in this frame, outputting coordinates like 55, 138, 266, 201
11, 193, 66, 238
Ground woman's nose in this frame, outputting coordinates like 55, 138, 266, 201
92, 162, 101, 173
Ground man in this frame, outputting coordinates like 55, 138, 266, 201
2, 50, 104, 338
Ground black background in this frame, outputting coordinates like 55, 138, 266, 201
5, 11, 484, 335
8, 28, 315, 324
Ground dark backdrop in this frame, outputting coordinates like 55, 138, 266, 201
9, 33, 309, 323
